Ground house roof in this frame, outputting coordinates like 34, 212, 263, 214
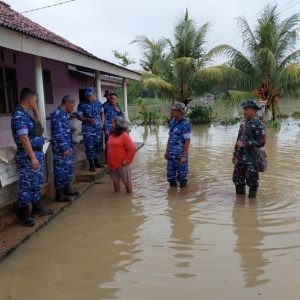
0, 1, 95, 57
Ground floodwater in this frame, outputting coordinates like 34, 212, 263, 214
1, 120, 300, 300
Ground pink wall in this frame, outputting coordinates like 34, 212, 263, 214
0, 49, 111, 149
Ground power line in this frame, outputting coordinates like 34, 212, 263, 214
20, 0, 76, 14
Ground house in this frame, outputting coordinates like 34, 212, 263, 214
0, 1, 141, 207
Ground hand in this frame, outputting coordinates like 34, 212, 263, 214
63, 150, 70, 157
105, 130, 110, 136
180, 156, 187, 164
236, 140, 245, 148
164, 152, 168, 160
232, 157, 237, 165
121, 160, 128, 166
31, 157, 39, 170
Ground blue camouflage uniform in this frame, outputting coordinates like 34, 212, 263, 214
50, 107, 74, 190
11, 105, 45, 208
167, 117, 192, 184
77, 99, 103, 159
233, 118, 266, 188
104, 102, 124, 140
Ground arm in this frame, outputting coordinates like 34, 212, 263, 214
180, 139, 190, 164
19, 135, 39, 170
121, 133, 136, 165
51, 115, 70, 156
100, 111, 105, 129
164, 137, 170, 160
237, 122, 266, 149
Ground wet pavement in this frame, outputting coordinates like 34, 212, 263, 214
0, 120, 300, 300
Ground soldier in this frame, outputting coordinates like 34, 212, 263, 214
77, 87, 104, 172
164, 102, 191, 188
104, 92, 124, 139
11, 88, 54, 227
50, 95, 79, 202
232, 99, 266, 198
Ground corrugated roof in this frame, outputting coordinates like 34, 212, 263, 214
0, 1, 95, 57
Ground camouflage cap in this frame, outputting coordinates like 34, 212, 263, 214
171, 102, 186, 112
241, 99, 261, 110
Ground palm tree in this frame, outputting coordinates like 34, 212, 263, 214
131, 36, 167, 75
210, 4, 300, 121
133, 9, 214, 105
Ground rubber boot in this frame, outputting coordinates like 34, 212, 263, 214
55, 188, 71, 202
94, 158, 104, 168
18, 206, 35, 227
169, 180, 177, 187
180, 181, 188, 188
64, 184, 79, 197
249, 187, 258, 198
32, 201, 54, 216
88, 159, 96, 172
235, 185, 246, 195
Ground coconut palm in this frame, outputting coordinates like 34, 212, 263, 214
210, 4, 300, 120
131, 36, 168, 75
134, 9, 215, 105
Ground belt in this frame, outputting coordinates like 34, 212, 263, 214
18, 146, 43, 152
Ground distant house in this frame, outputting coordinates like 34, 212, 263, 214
0, 1, 140, 206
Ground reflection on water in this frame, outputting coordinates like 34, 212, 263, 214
233, 198, 270, 287
1, 120, 300, 300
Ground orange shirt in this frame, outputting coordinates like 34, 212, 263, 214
107, 132, 136, 170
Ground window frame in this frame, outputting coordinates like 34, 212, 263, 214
0, 63, 18, 116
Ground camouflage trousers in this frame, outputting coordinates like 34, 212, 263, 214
167, 157, 188, 184
53, 151, 74, 189
16, 150, 44, 208
232, 160, 259, 188
83, 131, 102, 160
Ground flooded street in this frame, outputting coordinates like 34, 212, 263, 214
1, 121, 300, 300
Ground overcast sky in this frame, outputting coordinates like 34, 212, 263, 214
4, 0, 300, 69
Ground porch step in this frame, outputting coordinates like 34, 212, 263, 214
75, 168, 106, 183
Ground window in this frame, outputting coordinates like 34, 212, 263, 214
43, 69, 53, 104
0, 67, 18, 114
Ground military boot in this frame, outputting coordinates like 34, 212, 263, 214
249, 187, 258, 198
88, 159, 96, 172
94, 158, 104, 168
32, 201, 54, 216
235, 185, 246, 195
180, 181, 188, 188
169, 180, 177, 187
55, 189, 71, 202
64, 184, 79, 197
18, 206, 35, 227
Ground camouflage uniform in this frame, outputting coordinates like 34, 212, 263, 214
233, 118, 266, 188
167, 117, 192, 184
104, 102, 124, 140
77, 99, 103, 159
11, 105, 45, 208
50, 107, 74, 190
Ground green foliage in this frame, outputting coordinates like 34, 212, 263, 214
134, 9, 216, 105
209, 5, 300, 120
292, 111, 300, 119
227, 90, 255, 104
139, 111, 160, 125
220, 117, 241, 125
267, 120, 281, 128
112, 49, 135, 67
187, 105, 213, 124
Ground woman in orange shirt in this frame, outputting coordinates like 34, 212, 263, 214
107, 116, 136, 193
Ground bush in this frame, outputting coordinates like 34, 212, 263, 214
187, 105, 213, 124
267, 120, 281, 128
292, 111, 300, 119
139, 111, 160, 125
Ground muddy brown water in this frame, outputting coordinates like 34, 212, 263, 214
0, 121, 300, 300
